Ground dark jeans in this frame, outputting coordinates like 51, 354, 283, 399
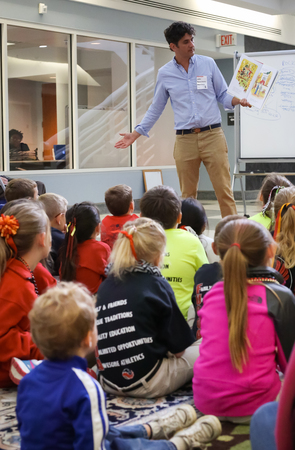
106, 424, 176, 450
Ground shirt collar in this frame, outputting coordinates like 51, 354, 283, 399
173, 54, 195, 67
43, 355, 88, 371
7, 258, 32, 280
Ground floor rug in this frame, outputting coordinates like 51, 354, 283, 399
0, 387, 251, 450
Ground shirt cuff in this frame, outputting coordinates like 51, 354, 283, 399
134, 125, 150, 138
223, 94, 235, 111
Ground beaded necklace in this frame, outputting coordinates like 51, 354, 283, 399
17, 257, 39, 295
248, 277, 279, 284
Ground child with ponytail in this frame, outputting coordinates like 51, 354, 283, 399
193, 219, 295, 421
59, 202, 110, 294
273, 186, 295, 294
96, 217, 199, 398
0, 199, 53, 387
249, 173, 292, 229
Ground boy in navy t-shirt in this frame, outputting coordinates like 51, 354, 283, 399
16, 282, 221, 450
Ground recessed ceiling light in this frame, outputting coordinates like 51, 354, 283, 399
50, 76, 56, 79
91, 42, 100, 45
39, 45, 47, 48
7, 42, 15, 46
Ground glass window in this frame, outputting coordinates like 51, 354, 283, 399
77, 37, 130, 168
7, 26, 71, 170
135, 45, 175, 166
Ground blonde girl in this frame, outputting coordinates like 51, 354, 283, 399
272, 186, 295, 294
0, 199, 53, 387
193, 219, 295, 421
96, 217, 199, 398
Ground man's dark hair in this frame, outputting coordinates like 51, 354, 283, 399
9, 129, 23, 140
105, 184, 133, 216
140, 185, 181, 229
164, 21, 195, 47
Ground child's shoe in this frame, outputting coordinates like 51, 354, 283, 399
9, 358, 42, 385
148, 404, 197, 439
170, 415, 222, 449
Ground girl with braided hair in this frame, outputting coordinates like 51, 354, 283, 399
0, 199, 53, 387
96, 217, 199, 398
249, 173, 292, 229
59, 201, 110, 294
193, 219, 295, 422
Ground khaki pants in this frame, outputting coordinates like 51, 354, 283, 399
100, 341, 200, 398
174, 128, 237, 218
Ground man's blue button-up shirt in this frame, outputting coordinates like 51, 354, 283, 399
135, 54, 234, 137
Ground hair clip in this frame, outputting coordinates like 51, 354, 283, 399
0, 214, 19, 239
120, 230, 138, 260
262, 185, 284, 217
0, 214, 19, 256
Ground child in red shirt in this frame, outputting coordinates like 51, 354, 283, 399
101, 184, 138, 249
60, 202, 110, 294
0, 199, 53, 387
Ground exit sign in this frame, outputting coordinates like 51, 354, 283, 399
216, 33, 237, 47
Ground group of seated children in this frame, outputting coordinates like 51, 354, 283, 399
1, 174, 295, 449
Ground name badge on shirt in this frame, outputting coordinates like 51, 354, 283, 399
197, 76, 207, 90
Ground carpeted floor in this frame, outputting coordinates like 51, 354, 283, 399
0, 386, 251, 450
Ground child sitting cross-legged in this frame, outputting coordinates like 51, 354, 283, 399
193, 219, 295, 422
59, 202, 110, 294
101, 184, 139, 249
38, 193, 68, 276
0, 199, 54, 387
4, 178, 39, 202
249, 173, 292, 230
272, 186, 295, 294
96, 217, 200, 398
179, 198, 219, 264
17, 282, 222, 450
140, 185, 208, 320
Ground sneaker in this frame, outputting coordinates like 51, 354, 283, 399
172, 415, 222, 448
9, 358, 42, 385
149, 404, 197, 439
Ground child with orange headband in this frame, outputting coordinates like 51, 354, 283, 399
96, 217, 199, 398
59, 202, 110, 295
0, 199, 52, 387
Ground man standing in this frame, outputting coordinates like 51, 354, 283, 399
115, 22, 251, 217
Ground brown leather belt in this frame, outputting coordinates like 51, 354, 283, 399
176, 123, 221, 135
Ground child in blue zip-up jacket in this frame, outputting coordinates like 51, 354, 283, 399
16, 282, 221, 450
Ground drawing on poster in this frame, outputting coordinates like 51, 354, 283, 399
236, 58, 259, 92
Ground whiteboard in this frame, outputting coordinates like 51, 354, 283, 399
240, 51, 295, 160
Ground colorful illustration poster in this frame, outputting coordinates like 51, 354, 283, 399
228, 54, 262, 100
248, 64, 278, 109
228, 54, 278, 110
236, 58, 259, 92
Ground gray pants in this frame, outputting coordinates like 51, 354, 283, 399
100, 341, 200, 398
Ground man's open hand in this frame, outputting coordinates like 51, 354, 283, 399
114, 131, 141, 149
